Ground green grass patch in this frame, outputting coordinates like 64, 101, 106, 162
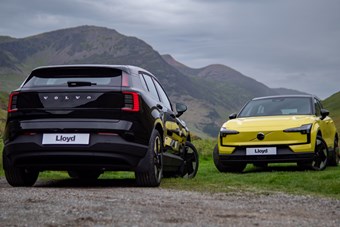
38, 171, 135, 180
0, 140, 3, 175
161, 138, 340, 198
161, 158, 340, 199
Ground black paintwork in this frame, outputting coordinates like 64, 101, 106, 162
2, 65, 189, 174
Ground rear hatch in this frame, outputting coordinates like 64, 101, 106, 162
11, 66, 126, 120
12, 89, 124, 119
7, 66, 141, 137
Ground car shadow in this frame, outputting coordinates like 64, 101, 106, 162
35, 178, 138, 188
244, 164, 307, 173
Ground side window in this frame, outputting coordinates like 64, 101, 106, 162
142, 74, 160, 101
139, 73, 149, 91
314, 98, 321, 116
154, 79, 172, 110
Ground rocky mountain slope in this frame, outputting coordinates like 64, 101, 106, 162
0, 25, 306, 137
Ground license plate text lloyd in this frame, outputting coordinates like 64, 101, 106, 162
42, 134, 90, 145
57, 135, 75, 142
246, 147, 276, 155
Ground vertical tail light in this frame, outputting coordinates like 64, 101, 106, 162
122, 92, 140, 112
8, 92, 19, 113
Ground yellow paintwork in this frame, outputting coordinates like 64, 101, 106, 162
218, 115, 337, 155
165, 121, 179, 132
164, 120, 188, 152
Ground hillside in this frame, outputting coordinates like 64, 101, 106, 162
0, 25, 307, 137
0, 92, 8, 138
322, 91, 340, 133
162, 54, 276, 109
271, 88, 309, 95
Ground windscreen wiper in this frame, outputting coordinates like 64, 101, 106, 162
67, 81, 97, 87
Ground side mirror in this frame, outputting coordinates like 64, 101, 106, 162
176, 103, 187, 117
229, 113, 237, 120
320, 109, 329, 120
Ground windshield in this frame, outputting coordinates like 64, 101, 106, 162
238, 97, 312, 117
23, 67, 122, 88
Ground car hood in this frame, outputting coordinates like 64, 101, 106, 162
223, 115, 315, 131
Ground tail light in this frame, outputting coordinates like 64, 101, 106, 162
122, 92, 140, 112
8, 92, 19, 113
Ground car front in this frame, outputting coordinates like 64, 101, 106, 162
216, 96, 325, 171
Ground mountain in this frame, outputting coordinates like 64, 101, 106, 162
272, 87, 309, 95
0, 25, 306, 137
162, 54, 276, 109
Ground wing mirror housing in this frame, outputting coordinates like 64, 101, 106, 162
320, 109, 329, 120
176, 103, 187, 117
229, 113, 237, 120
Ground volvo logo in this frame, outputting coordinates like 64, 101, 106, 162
40, 94, 96, 101
257, 132, 265, 140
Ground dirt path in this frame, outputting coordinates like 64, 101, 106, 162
0, 177, 339, 226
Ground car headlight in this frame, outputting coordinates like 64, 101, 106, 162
220, 127, 239, 137
283, 124, 312, 134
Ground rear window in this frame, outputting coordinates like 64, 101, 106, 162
23, 67, 122, 88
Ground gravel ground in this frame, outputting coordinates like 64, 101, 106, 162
0, 177, 340, 226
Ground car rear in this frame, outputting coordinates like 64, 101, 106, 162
3, 65, 149, 176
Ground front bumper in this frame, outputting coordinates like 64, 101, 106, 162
218, 146, 314, 164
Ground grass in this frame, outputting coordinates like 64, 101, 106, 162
161, 158, 340, 199
0, 109, 6, 139
0, 140, 3, 175
1, 138, 340, 199
163, 139, 340, 198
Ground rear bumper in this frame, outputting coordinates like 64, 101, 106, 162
3, 133, 148, 171
218, 146, 314, 164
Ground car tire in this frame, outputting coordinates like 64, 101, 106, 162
311, 136, 328, 171
3, 154, 38, 187
135, 129, 163, 187
4, 167, 39, 187
328, 136, 339, 166
213, 145, 246, 173
2, 152, 39, 187
180, 141, 199, 178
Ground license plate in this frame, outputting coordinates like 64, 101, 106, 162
42, 133, 90, 145
246, 147, 277, 155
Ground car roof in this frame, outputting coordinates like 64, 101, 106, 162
31, 64, 153, 76
252, 95, 318, 101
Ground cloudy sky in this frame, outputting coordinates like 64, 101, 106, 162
1, 0, 339, 98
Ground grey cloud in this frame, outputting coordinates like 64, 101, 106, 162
0, 0, 339, 98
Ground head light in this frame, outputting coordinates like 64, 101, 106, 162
220, 127, 239, 137
283, 124, 312, 134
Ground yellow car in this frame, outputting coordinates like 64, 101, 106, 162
213, 95, 339, 172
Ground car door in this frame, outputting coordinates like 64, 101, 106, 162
152, 78, 187, 152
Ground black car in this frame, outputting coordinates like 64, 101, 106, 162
2, 65, 199, 187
